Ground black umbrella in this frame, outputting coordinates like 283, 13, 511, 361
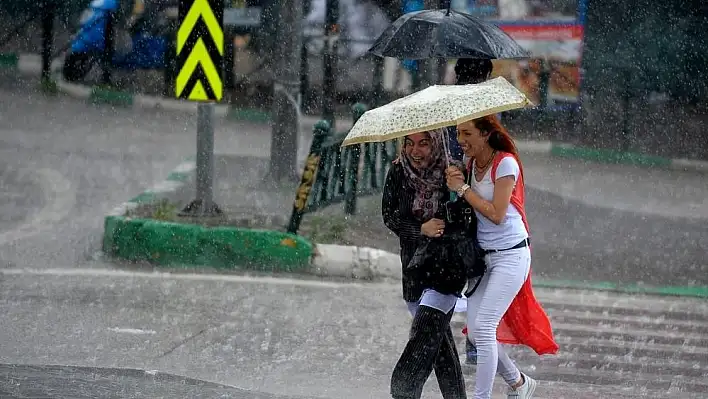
369, 9, 530, 60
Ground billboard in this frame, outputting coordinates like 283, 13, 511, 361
454, 0, 586, 108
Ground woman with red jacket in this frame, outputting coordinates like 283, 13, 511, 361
445, 115, 558, 399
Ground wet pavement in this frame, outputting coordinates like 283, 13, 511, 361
453, 290, 708, 397
0, 267, 706, 398
1, 70, 707, 398
0, 364, 305, 399
0, 72, 325, 269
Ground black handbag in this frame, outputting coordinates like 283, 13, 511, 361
444, 198, 487, 297
406, 233, 468, 297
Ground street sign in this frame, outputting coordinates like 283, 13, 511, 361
176, 0, 224, 101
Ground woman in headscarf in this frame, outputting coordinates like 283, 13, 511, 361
382, 129, 470, 399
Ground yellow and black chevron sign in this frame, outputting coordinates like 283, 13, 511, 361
176, 0, 224, 101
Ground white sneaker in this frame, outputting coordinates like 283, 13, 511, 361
506, 373, 537, 399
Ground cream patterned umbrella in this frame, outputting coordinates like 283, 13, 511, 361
341, 76, 532, 147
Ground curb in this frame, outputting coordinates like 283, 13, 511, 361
317, 245, 708, 299
310, 244, 402, 280
102, 158, 313, 272
6, 52, 708, 173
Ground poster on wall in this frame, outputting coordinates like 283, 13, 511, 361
454, 0, 586, 108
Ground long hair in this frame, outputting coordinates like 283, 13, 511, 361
473, 114, 524, 176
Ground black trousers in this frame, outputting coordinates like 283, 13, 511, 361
391, 305, 467, 399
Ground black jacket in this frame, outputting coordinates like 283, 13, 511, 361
382, 162, 483, 302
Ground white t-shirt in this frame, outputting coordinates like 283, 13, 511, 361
472, 156, 529, 250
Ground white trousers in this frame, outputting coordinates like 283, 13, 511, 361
466, 247, 531, 399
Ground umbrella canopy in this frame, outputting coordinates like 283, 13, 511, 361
368, 9, 529, 60
341, 77, 532, 147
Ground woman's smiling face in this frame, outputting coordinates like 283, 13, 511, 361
456, 120, 486, 158
404, 132, 433, 169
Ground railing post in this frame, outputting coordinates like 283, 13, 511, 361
287, 120, 331, 234
344, 103, 367, 215
102, 11, 114, 86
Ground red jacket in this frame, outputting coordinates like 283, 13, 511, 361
463, 152, 559, 356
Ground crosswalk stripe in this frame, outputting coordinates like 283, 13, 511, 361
451, 289, 708, 396
533, 288, 708, 313
543, 307, 708, 330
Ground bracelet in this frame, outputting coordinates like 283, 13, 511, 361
456, 183, 470, 197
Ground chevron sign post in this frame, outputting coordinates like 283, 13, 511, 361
176, 0, 224, 216
176, 0, 224, 101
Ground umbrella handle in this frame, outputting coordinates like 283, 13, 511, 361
442, 127, 457, 201
442, 127, 451, 168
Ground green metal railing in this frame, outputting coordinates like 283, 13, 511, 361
286, 102, 399, 235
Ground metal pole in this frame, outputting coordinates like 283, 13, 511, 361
372, 57, 384, 106
102, 11, 113, 85
196, 102, 215, 212
620, 68, 631, 152
300, 0, 312, 110
421, 0, 438, 87
411, 62, 422, 91
538, 59, 550, 109
40, 0, 53, 83
163, 24, 176, 97
180, 102, 222, 216
224, 29, 235, 97
322, 0, 338, 127
300, 37, 310, 109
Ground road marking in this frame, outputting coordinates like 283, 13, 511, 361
0, 168, 76, 245
107, 327, 157, 335
0, 267, 392, 290
2, 267, 705, 312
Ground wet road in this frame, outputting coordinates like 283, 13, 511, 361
2, 70, 706, 287
525, 185, 707, 287
0, 72, 316, 270
0, 364, 300, 399
1, 70, 707, 398
0, 267, 706, 398
0, 73, 194, 268
522, 155, 708, 287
